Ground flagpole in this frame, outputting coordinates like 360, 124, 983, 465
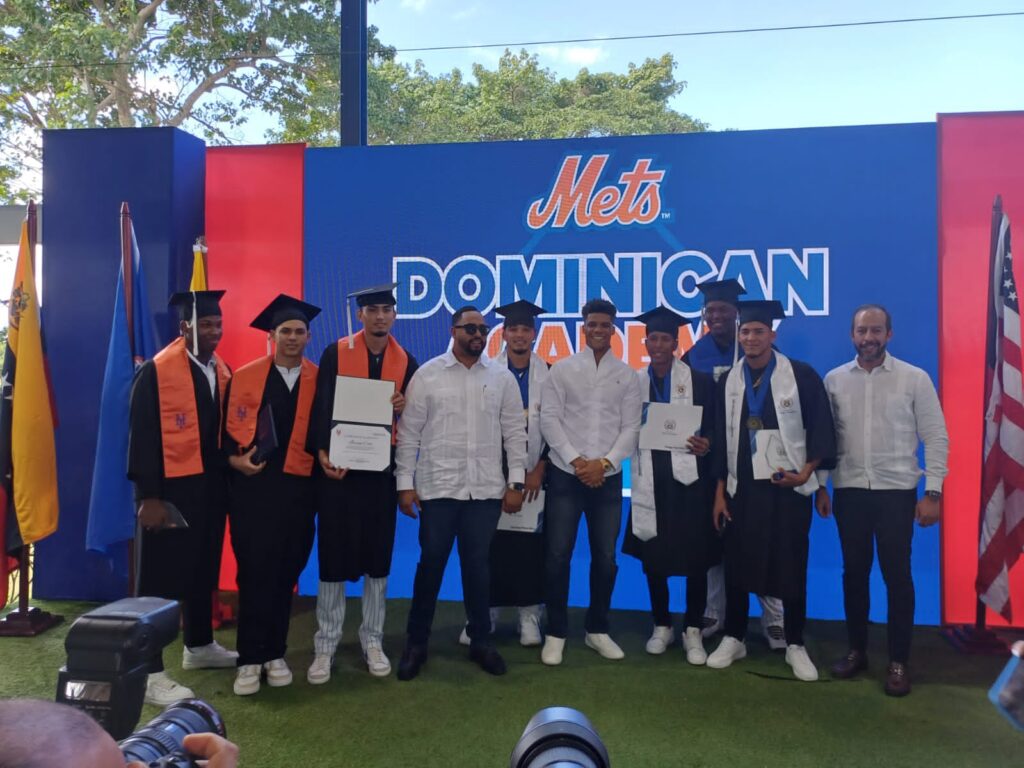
0, 201, 62, 637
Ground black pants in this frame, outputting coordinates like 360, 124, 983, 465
724, 581, 806, 646
406, 498, 502, 648
647, 571, 708, 630
149, 597, 213, 673
544, 467, 623, 638
833, 488, 916, 664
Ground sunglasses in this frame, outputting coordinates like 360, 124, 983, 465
453, 323, 491, 336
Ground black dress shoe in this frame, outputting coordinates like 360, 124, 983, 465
885, 662, 911, 697
397, 645, 428, 681
830, 650, 868, 679
469, 645, 507, 676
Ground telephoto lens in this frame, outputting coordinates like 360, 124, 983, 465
509, 707, 610, 768
118, 699, 226, 767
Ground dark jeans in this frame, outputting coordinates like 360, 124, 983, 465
406, 498, 502, 648
833, 488, 917, 664
544, 466, 623, 638
648, 571, 708, 631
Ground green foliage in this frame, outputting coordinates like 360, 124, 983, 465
0, 3, 705, 203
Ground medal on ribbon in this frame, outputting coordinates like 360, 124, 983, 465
743, 355, 777, 437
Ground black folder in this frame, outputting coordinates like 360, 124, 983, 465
251, 403, 279, 464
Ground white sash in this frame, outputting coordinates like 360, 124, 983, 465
724, 352, 818, 498
630, 360, 698, 541
496, 349, 548, 468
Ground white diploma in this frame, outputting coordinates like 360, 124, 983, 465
751, 429, 795, 480
639, 402, 703, 451
497, 490, 544, 533
333, 376, 395, 425
329, 423, 391, 472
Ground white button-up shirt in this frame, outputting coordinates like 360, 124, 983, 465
540, 345, 643, 474
275, 364, 301, 392
819, 353, 948, 492
187, 350, 218, 398
396, 350, 527, 501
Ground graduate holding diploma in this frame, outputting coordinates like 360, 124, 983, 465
623, 307, 720, 664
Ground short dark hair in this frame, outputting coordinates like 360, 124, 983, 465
581, 298, 617, 320
452, 305, 481, 326
0, 699, 112, 768
851, 304, 892, 332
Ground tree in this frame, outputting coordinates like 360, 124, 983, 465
0, 0, 394, 201
273, 49, 707, 146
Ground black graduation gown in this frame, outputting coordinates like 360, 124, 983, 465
622, 368, 721, 576
712, 357, 836, 601
489, 361, 548, 608
224, 366, 316, 664
307, 341, 418, 582
127, 358, 229, 600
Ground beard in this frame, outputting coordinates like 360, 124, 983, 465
857, 341, 886, 361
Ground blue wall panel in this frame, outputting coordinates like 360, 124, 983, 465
36, 128, 204, 600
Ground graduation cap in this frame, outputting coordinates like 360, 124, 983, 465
495, 299, 547, 328
344, 282, 399, 349
250, 294, 321, 332
168, 290, 225, 356
637, 306, 685, 336
737, 300, 786, 327
697, 279, 746, 307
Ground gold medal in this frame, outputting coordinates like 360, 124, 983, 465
747, 416, 763, 430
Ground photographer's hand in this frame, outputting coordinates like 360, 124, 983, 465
182, 733, 239, 768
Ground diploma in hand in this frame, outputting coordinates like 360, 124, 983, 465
752, 429, 794, 480
639, 402, 703, 451
497, 491, 545, 533
329, 376, 396, 472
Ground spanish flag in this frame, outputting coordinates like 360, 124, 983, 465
0, 217, 59, 553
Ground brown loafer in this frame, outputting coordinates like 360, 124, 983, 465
885, 662, 911, 697
830, 650, 868, 679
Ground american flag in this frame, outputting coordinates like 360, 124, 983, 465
977, 196, 1024, 620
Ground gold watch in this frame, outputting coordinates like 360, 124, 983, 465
600, 458, 614, 473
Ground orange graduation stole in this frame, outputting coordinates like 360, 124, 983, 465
337, 331, 409, 444
225, 355, 318, 476
152, 336, 231, 479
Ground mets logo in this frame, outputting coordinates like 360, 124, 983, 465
236, 405, 248, 420
526, 154, 666, 230
175, 413, 187, 429
7, 285, 29, 329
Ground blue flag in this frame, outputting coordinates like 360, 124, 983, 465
85, 218, 158, 575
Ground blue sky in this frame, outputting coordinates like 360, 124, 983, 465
361, 0, 1024, 131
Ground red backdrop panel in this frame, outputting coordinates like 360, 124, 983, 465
205, 144, 306, 590
939, 112, 1024, 626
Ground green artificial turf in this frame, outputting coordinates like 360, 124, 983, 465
0, 598, 1020, 767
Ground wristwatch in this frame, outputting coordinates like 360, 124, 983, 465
600, 458, 614, 473
924, 490, 942, 500
507, 482, 525, 492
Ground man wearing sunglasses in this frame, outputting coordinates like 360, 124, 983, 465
395, 306, 528, 680
538, 298, 643, 665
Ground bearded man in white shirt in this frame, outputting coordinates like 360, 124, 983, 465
394, 306, 528, 680
538, 298, 643, 665
816, 304, 948, 697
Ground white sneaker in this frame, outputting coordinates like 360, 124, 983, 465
645, 626, 675, 655
518, 610, 543, 647
458, 612, 498, 646
364, 646, 392, 677
707, 636, 747, 669
763, 622, 787, 651
233, 664, 261, 696
144, 672, 194, 706
584, 632, 625, 660
182, 641, 238, 670
785, 644, 819, 681
263, 658, 292, 687
700, 614, 721, 639
541, 636, 565, 666
458, 625, 471, 646
307, 654, 332, 685
683, 627, 707, 666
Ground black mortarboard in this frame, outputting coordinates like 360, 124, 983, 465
697, 279, 746, 307
737, 300, 786, 327
637, 306, 685, 336
250, 294, 321, 332
495, 299, 547, 328
168, 290, 225, 320
348, 282, 398, 307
